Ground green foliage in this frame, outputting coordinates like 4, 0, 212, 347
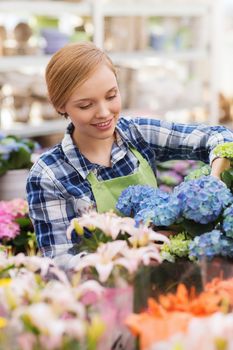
221, 168, 233, 191
214, 142, 233, 161
185, 164, 211, 181
0, 135, 39, 176
161, 232, 193, 262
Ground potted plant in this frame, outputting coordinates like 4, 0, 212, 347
0, 133, 39, 200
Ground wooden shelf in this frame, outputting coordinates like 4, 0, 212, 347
0, 119, 69, 138
0, 1, 91, 16
100, 1, 209, 17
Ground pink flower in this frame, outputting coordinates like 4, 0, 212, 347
18, 333, 37, 350
0, 199, 28, 240
0, 219, 20, 240
0, 199, 28, 218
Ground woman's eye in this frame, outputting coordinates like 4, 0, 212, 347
79, 104, 92, 110
107, 94, 116, 100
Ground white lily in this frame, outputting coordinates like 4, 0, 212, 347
74, 240, 127, 282
76, 280, 105, 299
8, 254, 54, 276
115, 244, 162, 274
15, 303, 66, 337
128, 225, 170, 248
41, 280, 86, 319
67, 211, 137, 240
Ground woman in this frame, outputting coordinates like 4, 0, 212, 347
27, 42, 233, 267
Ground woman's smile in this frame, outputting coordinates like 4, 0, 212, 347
91, 118, 113, 131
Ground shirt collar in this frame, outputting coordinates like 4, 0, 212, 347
61, 120, 133, 179
61, 123, 95, 180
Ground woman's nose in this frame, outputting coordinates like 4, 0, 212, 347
96, 102, 110, 118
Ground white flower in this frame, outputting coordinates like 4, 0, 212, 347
67, 211, 138, 240
16, 303, 66, 336
74, 240, 127, 282
115, 244, 162, 274
128, 225, 170, 248
41, 280, 86, 319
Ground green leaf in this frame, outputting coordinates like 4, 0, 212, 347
13, 231, 32, 247
15, 217, 32, 229
8, 147, 31, 170
221, 168, 233, 190
181, 219, 215, 238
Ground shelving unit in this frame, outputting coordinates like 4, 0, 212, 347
1, 118, 69, 138
94, 0, 221, 124
0, 0, 222, 138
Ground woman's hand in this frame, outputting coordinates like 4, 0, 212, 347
210, 157, 231, 179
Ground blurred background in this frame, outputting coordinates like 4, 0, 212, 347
0, 0, 232, 147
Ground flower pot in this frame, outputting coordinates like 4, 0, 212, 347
0, 169, 29, 201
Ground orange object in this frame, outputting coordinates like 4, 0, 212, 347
125, 281, 232, 350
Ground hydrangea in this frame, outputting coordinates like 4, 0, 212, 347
173, 176, 233, 224
0, 135, 39, 176
213, 142, 233, 160
161, 232, 192, 262
116, 185, 180, 226
135, 194, 180, 226
0, 199, 29, 241
189, 230, 233, 260
222, 203, 233, 238
116, 185, 157, 216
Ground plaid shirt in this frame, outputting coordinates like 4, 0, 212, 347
26, 116, 233, 267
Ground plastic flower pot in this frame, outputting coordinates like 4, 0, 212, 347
40, 28, 69, 54
0, 169, 29, 200
134, 261, 202, 313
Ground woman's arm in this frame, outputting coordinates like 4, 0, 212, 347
126, 117, 233, 164
210, 157, 231, 179
26, 164, 80, 267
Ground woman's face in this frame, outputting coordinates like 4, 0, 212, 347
62, 64, 122, 143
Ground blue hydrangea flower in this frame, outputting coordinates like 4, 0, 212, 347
173, 176, 233, 224
116, 185, 158, 216
189, 230, 233, 260
135, 194, 180, 226
116, 185, 180, 226
223, 203, 233, 238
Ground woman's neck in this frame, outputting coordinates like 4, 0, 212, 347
73, 132, 115, 167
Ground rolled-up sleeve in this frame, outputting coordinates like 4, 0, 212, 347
131, 118, 233, 164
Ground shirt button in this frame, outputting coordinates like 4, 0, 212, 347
93, 168, 98, 176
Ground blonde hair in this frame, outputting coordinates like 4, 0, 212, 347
45, 42, 117, 114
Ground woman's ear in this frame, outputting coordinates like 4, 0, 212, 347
57, 106, 68, 118
57, 108, 68, 118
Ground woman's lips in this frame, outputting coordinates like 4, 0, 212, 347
92, 118, 113, 130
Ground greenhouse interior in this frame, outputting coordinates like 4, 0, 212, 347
0, 1, 233, 349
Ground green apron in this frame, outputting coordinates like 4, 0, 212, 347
86, 148, 157, 213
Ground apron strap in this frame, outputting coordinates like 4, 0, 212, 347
129, 147, 149, 166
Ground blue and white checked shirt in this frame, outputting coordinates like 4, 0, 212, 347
26, 116, 233, 267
